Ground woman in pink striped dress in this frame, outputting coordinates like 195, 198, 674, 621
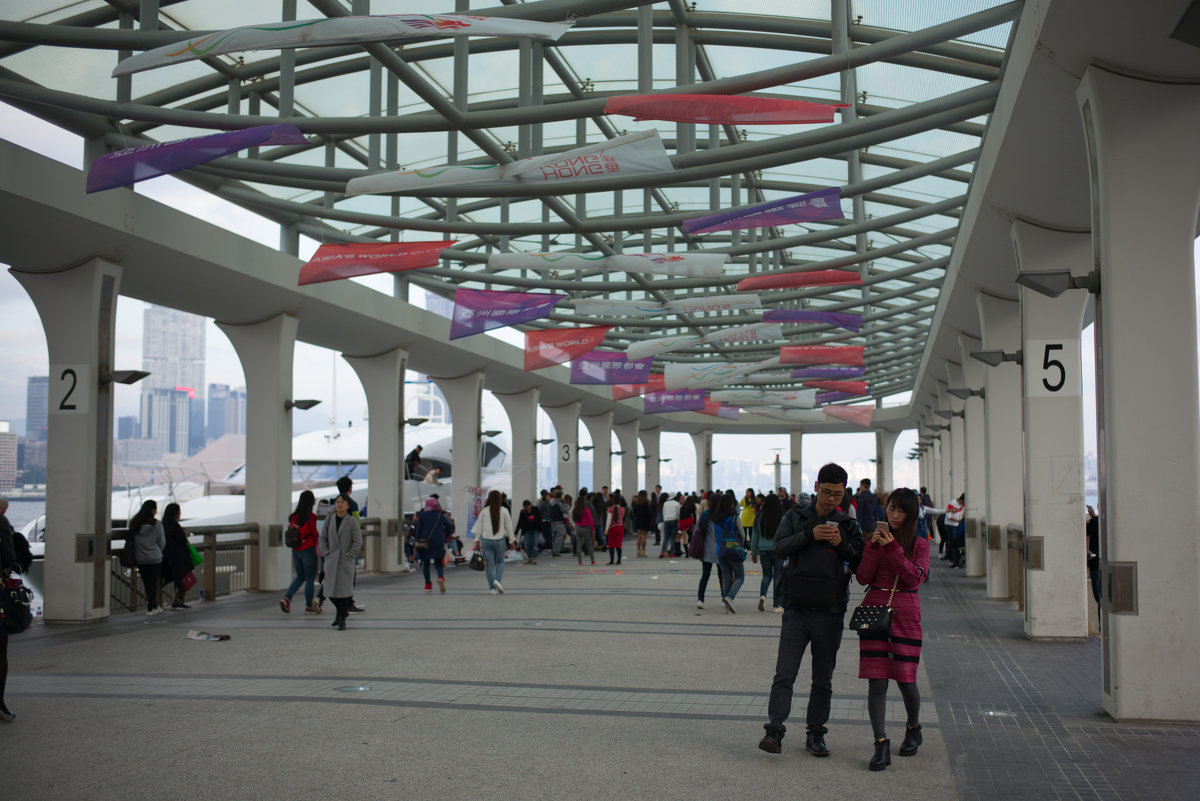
855, 488, 930, 771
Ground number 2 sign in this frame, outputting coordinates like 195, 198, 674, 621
1025, 341, 1081, 398
50, 364, 91, 414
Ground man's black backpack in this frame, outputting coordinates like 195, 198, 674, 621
12, 530, 34, 574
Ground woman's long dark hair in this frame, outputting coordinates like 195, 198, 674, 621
292, 490, 315, 525
162, 502, 181, 526
758, 492, 782, 539
128, 500, 157, 534
886, 488, 921, 558
635, 490, 648, 507
486, 489, 503, 532
572, 494, 589, 523
711, 492, 737, 522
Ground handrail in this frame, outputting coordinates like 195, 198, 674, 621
1006, 524, 1024, 536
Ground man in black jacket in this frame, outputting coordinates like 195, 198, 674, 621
759, 462, 863, 757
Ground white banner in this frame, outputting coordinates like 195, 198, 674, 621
348, 131, 672, 195
572, 298, 667, 317
663, 362, 760, 390
627, 323, 781, 361
571, 292, 760, 318
115, 14, 573, 77
711, 389, 817, 408
747, 408, 828, 424
663, 294, 762, 315
489, 249, 726, 278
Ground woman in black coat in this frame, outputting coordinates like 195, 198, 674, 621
414, 497, 451, 592
161, 503, 194, 610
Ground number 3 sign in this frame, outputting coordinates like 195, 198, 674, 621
50, 364, 91, 414
1025, 341, 1081, 398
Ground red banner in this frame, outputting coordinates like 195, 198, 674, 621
736, 270, 862, 292
612, 373, 665, 401
823, 405, 875, 427
299, 241, 455, 286
780, 345, 865, 366
524, 326, 612, 371
701, 400, 740, 420
802, 380, 869, 395
603, 94, 847, 125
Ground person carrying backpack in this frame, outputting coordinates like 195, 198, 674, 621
712, 493, 747, 613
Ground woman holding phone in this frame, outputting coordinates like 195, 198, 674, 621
855, 488, 930, 771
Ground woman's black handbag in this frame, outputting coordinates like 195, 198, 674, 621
468, 551, 486, 571
1, 577, 34, 634
849, 577, 898, 637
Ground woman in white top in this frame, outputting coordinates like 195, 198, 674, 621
472, 490, 513, 594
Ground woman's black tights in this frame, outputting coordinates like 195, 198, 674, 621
1, 631, 10, 715
867, 678, 921, 740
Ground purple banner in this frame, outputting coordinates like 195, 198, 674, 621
644, 390, 707, 414
86, 123, 308, 193
816, 391, 858, 404
790, 365, 866, 380
570, 349, 654, 384
449, 288, 566, 339
763, 309, 862, 333
681, 186, 843, 235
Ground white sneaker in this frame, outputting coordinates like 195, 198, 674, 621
758, 595, 766, 612
490, 588, 499, 595
696, 600, 704, 610
147, 607, 163, 617
722, 597, 736, 614
773, 606, 784, 613
492, 581, 504, 594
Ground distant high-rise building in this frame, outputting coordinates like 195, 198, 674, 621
410, 374, 450, 424
207, 383, 246, 441
141, 305, 206, 455
117, 416, 139, 440
25, 376, 48, 441
0, 423, 16, 489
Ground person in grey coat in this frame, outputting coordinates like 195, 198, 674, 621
128, 500, 166, 616
319, 495, 362, 631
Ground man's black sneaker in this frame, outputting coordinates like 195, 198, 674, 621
806, 733, 831, 757
758, 734, 782, 754
348, 604, 366, 615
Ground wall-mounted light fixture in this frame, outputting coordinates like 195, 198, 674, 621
970, 349, 1023, 367
946, 387, 985, 400
101, 369, 150, 385
402, 417, 429, 426
284, 399, 321, 411
578, 445, 594, 451
934, 409, 965, 420
1015, 269, 1100, 299
482, 430, 502, 438
536, 438, 555, 445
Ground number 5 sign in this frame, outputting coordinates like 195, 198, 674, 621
1025, 340, 1081, 398
50, 365, 91, 414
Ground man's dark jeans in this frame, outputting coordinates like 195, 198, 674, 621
765, 605, 847, 737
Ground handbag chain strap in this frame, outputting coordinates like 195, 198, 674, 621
884, 575, 899, 608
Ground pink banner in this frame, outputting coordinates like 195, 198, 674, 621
790, 366, 866, 380
299, 241, 455, 286
762, 309, 862, 333
603, 94, 847, 125
612, 373, 665, 401
682, 187, 843, 235
524, 326, 612, 371
570, 350, 654, 385
701, 400, 740, 420
449, 289, 565, 339
803, 380, 869, 395
780, 345, 865, 366
823, 405, 875, 427
737, 270, 863, 292
87, 123, 308, 193
644, 390, 707, 414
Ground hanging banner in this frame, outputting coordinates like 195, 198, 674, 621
114, 15, 573, 77
663, 293, 763, 315
572, 298, 666, 317
780, 345, 865, 366
570, 350, 654, 385
86, 123, 307, 193
603, 94, 847, 125
748, 408, 828, 424
742, 371, 800, 385
644, 390, 707, 414
348, 131, 672, 195
682, 187, 844, 236
573, 292, 758, 319
790, 365, 866, 380
762, 309, 862, 333
736, 269, 863, 292
524, 326, 612, 371
298, 240, 455, 285
612, 373, 666, 401
449, 288, 565, 339
816, 391, 860, 404
489, 250, 726, 278
627, 323, 782, 361
701, 400, 741, 420
803, 380, 869, 395
463, 483, 488, 540
823, 405, 876, 427
663, 362, 766, 391
710, 389, 816, 408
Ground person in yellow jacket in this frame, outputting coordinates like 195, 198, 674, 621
741, 488, 758, 530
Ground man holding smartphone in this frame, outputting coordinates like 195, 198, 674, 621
759, 462, 864, 757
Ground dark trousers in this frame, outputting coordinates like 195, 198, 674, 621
766, 606, 847, 737
137, 563, 161, 610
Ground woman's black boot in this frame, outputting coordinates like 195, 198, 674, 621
337, 616, 347, 631
869, 738, 891, 771
899, 725, 922, 756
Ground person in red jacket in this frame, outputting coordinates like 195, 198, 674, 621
281, 490, 321, 614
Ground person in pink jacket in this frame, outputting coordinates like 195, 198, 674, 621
855, 488, 931, 771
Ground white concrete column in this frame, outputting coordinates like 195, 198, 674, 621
1014, 221, 1090, 640
941, 376, 967, 499
928, 434, 942, 506
638, 427, 661, 494
495, 387, 540, 506
937, 417, 952, 508
691, 429, 713, 493
789, 430, 803, 497
978, 293, 1023, 601
344, 347, 407, 571
217, 314, 298, 591
960, 335, 989, 578
12, 258, 121, 621
581, 411, 614, 493
431, 372, 485, 539
1078, 67, 1200, 721
542, 401, 581, 494
612, 419, 639, 495
876, 429, 899, 492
